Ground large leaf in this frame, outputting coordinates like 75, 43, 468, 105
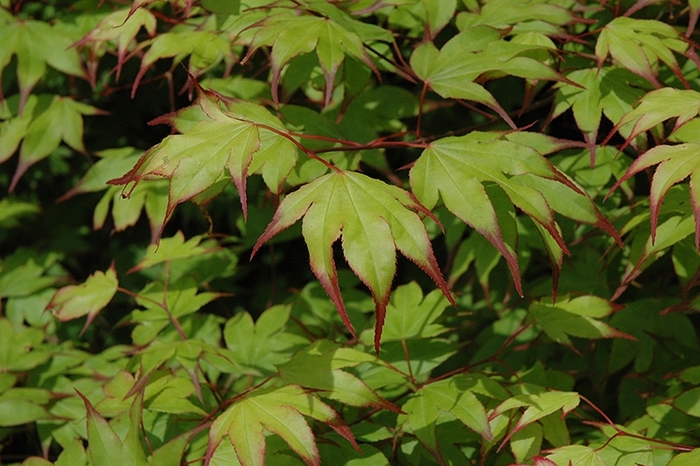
596, 17, 688, 88
109, 91, 297, 228
252, 169, 455, 352
410, 132, 619, 295
206, 385, 357, 466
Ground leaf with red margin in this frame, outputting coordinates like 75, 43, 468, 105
74, 8, 156, 83
608, 143, 700, 249
411, 26, 571, 128
108, 91, 297, 236
205, 385, 358, 466
605, 88, 700, 151
47, 265, 118, 336
252, 170, 455, 353
410, 133, 620, 297
595, 17, 689, 89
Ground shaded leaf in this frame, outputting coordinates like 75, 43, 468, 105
596, 17, 688, 88
278, 340, 400, 412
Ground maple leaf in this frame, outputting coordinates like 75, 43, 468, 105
47, 265, 119, 335
605, 88, 700, 151
411, 26, 570, 128
252, 169, 455, 353
132, 21, 232, 97
0, 17, 85, 112
595, 17, 689, 89
1, 94, 104, 192
241, 5, 386, 107
410, 132, 620, 296
73, 8, 157, 84
609, 143, 700, 249
206, 385, 358, 466
108, 90, 297, 234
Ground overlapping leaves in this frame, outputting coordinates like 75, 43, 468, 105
108, 91, 297, 230
252, 169, 455, 352
410, 132, 619, 295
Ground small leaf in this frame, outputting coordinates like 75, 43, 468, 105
47, 265, 118, 334
252, 170, 454, 352
207, 385, 355, 466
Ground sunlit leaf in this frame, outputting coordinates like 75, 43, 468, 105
252, 170, 454, 352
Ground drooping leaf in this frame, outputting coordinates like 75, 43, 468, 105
252, 169, 455, 352
410, 132, 619, 296
47, 265, 119, 334
411, 26, 568, 127
206, 385, 357, 466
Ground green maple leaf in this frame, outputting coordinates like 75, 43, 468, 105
109, 90, 297, 233
206, 385, 358, 466
607, 88, 700, 151
47, 265, 119, 335
596, 17, 688, 89
456, 0, 576, 30
410, 132, 619, 296
252, 169, 455, 353
610, 143, 700, 249
74, 8, 157, 84
411, 26, 568, 127
0, 17, 84, 112
1, 94, 103, 192
242, 5, 385, 107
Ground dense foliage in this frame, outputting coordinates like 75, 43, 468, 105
3, 0, 700, 464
